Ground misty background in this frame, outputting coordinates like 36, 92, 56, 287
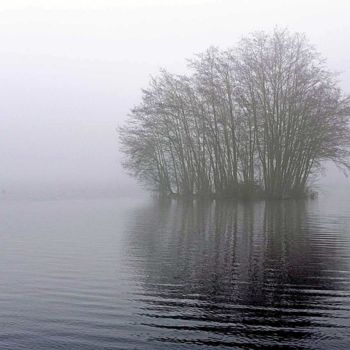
2, 0, 350, 199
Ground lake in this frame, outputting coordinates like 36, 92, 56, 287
1, 192, 350, 349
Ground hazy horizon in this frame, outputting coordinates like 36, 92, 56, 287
2, 4, 350, 348
2, 0, 350, 198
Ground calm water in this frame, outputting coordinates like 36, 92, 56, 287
1, 193, 350, 349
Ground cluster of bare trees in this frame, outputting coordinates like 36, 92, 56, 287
120, 29, 350, 198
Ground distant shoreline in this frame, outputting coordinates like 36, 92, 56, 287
160, 190, 318, 201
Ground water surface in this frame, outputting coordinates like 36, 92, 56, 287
1, 194, 350, 349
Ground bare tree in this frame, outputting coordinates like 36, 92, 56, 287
119, 29, 350, 199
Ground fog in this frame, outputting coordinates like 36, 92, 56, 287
2, 0, 350, 199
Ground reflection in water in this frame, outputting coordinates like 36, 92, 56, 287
1, 197, 350, 349
128, 199, 350, 349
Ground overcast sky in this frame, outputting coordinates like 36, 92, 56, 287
2, 0, 350, 197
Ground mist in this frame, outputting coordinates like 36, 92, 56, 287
2, 0, 350, 198
3, 3, 350, 349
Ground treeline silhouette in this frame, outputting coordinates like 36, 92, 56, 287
120, 29, 350, 198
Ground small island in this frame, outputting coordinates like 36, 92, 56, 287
119, 29, 350, 199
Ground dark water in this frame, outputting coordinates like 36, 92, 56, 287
1, 194, 350, 349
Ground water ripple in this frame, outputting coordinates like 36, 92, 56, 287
1, 196, 350, 349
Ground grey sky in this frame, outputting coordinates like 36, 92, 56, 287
2, 0, 350, 197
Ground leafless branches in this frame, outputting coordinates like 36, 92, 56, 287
119, 29, 350, 198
